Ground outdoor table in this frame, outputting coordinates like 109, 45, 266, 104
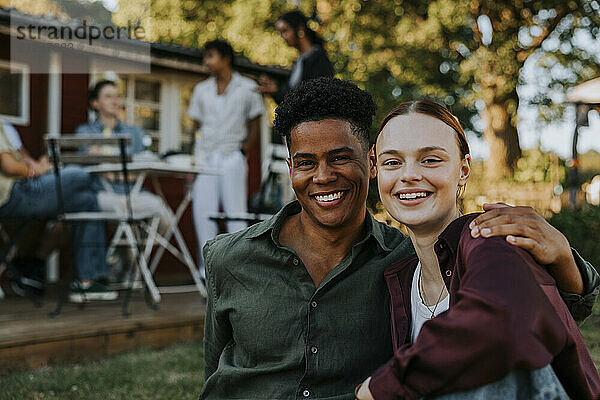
86, 161, 221, 300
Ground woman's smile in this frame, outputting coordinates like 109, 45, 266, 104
394, 189, 434, 206
376, 112, 470, 233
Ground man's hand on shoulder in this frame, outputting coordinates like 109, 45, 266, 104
469, 203, 583, 294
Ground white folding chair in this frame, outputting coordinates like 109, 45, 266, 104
45, 134, 161, 317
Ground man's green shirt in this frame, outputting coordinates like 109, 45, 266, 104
200, 201, 599, 400
200, 201, 413, 400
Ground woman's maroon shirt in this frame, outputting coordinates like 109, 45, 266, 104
369, 213, 600, 400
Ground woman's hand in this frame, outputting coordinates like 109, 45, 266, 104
355, 377, 374, 400
258, 74, 278, 94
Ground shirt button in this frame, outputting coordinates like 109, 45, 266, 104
445, 270, 452, 277
303, 389, 310, 397
311, 301, 317, 308
311, 346, 318, 354
293, 258, 299, 266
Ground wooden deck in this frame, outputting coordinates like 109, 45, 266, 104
0, 289, 206, 371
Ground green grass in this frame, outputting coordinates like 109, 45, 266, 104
0, 341, 204, 400
1, 305, 600, 400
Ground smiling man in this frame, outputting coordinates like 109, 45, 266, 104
198, 77, 599, 400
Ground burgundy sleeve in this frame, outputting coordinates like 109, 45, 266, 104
369, 235, 568, 400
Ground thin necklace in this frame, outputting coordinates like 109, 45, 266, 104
418, 271, 446, 319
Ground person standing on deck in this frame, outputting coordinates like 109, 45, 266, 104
187, 40, 263, 279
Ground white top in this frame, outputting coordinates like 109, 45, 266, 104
410, 261, 450, 343
187, 72, 264, 156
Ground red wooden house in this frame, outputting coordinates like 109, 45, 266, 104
0, 6, 289, 282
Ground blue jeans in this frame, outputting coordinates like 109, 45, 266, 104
0, 166, 107, 281
428, 365, 568, 400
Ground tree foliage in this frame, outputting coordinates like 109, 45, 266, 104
113, 1, 599, 176
6, 0, 600, 178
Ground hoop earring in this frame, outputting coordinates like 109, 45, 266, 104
456, 184, 466, 199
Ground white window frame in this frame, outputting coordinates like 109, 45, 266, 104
125, 75, 162, 130
125, 73, 184, 154
0, 59, 30, 125
121, 74, 167, 150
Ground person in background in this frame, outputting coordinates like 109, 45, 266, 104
76, 80, 145, 154
258, 9, 334, 103
0, 121, 115, 302
187, 39, 263, 280
75, 80, 174, 237
1, 119, 52, 296
1, 120, 49, 176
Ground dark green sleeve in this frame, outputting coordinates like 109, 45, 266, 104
558, 248, 600, 324
202, 240, 233, 382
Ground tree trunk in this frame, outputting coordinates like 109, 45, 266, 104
481, 96, 522, 180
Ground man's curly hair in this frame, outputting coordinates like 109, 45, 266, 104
273, 77, 376, 152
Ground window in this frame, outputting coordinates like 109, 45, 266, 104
0, 60, 29, 125
118, 76, 162, 152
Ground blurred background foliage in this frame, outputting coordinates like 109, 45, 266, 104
112, 0, 600, 180
4, 0, 599, 180
512, 148, 565, 183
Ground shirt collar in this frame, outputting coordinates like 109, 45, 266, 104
91, 118, 123, 132
435, 213, 480, 260
385, 213, 478, 276
247, 200, 393, 253
364, 211, 394, 252
230, 72, 242, 87
207, 72, 242, 93
246, 201, 301, 240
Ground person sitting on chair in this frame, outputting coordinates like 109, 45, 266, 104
75, 79, 174, 234
75, 80, 174, 282
0, 120, 116, 302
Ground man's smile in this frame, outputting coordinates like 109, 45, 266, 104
310, 190, 349, 206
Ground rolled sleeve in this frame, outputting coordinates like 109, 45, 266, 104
558, 248, 600, 324
0, 125, 14, 153
245, 89, 264, 121
2, 122, 23, 150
